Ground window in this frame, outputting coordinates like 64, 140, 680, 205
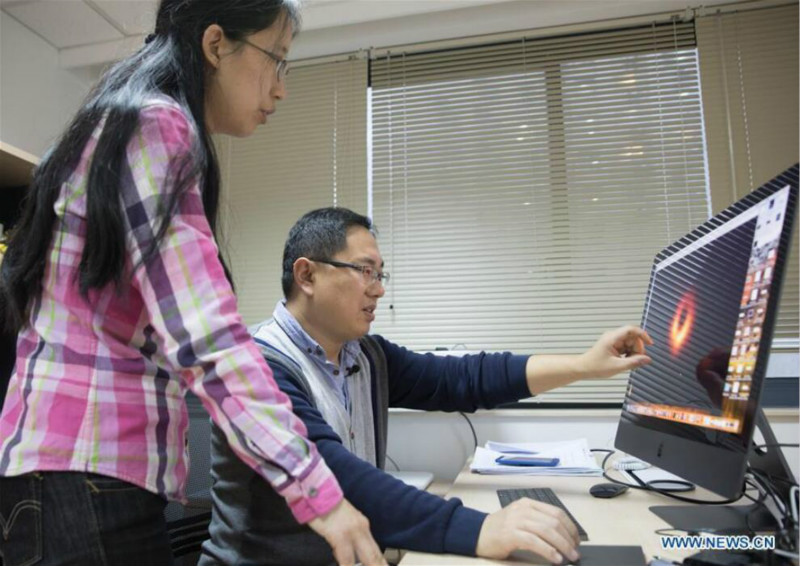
696, 3, 799, 350
370, 22, 709, 403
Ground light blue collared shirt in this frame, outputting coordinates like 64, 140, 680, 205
272, 301, 362, 410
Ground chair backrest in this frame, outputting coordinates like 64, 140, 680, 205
168, 511, 212, 559
0, 328, 15, 409
166, 391, 214, 562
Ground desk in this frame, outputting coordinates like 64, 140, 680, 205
399, 461, 736, 565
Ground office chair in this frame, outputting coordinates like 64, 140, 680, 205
165, 392, 214, 565
0, 326, 16, 410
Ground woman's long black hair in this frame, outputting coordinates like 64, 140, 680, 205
0, 0, 299, 333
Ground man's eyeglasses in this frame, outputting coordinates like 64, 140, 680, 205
311, 259, 390, 287
241, 39, 290, 82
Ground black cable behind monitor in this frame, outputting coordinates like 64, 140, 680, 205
458, 411, 478, 452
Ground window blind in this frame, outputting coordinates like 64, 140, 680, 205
370, 22, 710, 403
696, 3, 799, 349
219, 58, 368, 325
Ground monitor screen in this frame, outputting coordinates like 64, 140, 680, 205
615, 164, 797, 499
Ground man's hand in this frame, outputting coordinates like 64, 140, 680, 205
308, 499, 388, 566
525, 325, 653, 395
577, 325, 653, 379
476, 498, 581, 564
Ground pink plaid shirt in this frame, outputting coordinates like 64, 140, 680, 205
0, 97, 342, 523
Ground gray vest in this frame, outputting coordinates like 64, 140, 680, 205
252, 320, 377, 467
199, 336, 389, 566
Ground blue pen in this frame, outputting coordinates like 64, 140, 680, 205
495, 455, 560, 467
498, 449, 539, 455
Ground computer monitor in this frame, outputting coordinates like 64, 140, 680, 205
615, 164, 797, 531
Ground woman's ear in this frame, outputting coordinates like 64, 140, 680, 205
201, 23, 226, 69
293, 258, 316, 297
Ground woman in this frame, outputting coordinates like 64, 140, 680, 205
0, 2, 384, 565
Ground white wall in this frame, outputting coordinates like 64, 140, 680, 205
0, 11, 93, 158
386, 409, 800, 483
290, 0, 742, 61
57, 1, 747, 69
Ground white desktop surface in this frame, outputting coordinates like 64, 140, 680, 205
398, 458, 749, 565
386, 470, 435, 491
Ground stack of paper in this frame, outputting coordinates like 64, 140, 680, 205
470, 438, 602, 476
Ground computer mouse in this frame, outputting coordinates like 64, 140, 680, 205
589, 482, 629, 498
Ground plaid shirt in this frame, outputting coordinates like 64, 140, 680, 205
0, 97, 342, 523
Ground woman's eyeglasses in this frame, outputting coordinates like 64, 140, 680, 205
241, 39, 290, 82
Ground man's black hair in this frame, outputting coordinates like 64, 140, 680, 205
282, 207, 373, 298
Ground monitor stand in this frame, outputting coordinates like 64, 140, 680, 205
650, 501, 777, 534
649, 409, 795, 534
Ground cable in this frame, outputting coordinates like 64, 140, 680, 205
752, 466, 789, 496
385, 454, 400, 471
741, 477, 764, 505
747, 469, 797, 558
745, 451, 798, 547
743, 477, 769, 536
772, 548, 800, 560
749, 465, 799, 488
458, 411, 478, 452
745, 468, 798, 555
749, 468, 788, 515
592, 450, 790, 509
628, 469, 695, 493
445, 344, 477, 452
598, 451, 747, 504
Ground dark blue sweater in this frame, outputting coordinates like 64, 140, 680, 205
270, 335, 531, 556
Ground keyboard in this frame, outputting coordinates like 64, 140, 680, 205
496, 487, 589, 541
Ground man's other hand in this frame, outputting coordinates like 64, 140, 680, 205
476, 498, 581, 564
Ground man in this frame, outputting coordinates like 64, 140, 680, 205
200, 207, 652, 566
